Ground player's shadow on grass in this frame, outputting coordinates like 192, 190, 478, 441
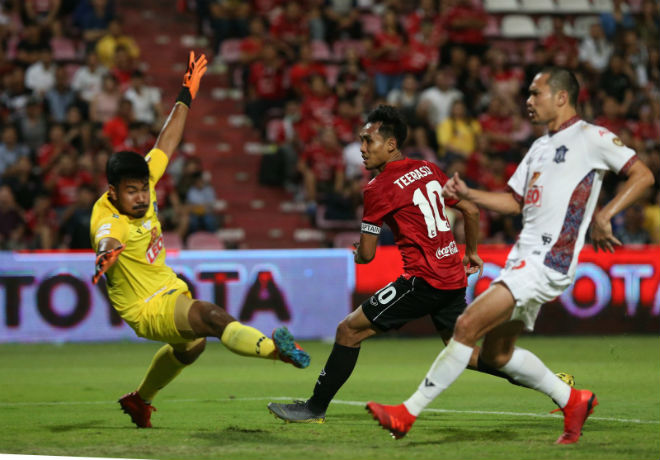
192, 426, 277, 444
407, 427, 518, 445
46, 421, 106, 432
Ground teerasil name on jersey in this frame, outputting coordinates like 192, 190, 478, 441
393, 166, 433, 189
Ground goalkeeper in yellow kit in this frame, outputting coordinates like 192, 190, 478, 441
89, 52, 310, 428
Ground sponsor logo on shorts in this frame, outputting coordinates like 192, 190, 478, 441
513, 260, 526, 270
542, 233, 552, 245
435, 241, 458, 259
361, 222, 381, 235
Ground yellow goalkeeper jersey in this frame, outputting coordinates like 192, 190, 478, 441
90, 148, 178, 310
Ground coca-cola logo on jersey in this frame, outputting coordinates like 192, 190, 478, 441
436, 241, 458, 259
525, 186, 543, 207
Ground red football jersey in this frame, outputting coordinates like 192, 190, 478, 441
361, 158, 466, 290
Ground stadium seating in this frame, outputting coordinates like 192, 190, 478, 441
187, 231, 225, 249
500, 15, 539, 38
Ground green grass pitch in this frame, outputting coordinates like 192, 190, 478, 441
1, 336, 658, 459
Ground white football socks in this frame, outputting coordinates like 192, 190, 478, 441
404, 339, 473, 416
500, 347, 571, 408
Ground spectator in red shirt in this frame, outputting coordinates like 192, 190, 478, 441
301, 73, 337, 133
110, 44, 135, 89
542, 17, 579, 69
23, 192, 58, 249
245, 42, 289, 135
371, 9, 406, 97
102, 98, 133, 148
270, 1, 309, 54
478, 94, 517, 157
486, 47, 524, 99
299, 126, 345, 204
594, 96, 627, 136
289, 42, 327, 95
239, 17, 268, 67
402, 20, 441, 79
630, 103, 660, 150
442, 0, 488, 57
404, 0, 445, 45
332, 98, 361, 145
37, 122, 75, 174
45, 152, 93, 211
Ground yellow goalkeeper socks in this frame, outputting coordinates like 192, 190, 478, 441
137, 344, 187, 402
220, 321, 275, 358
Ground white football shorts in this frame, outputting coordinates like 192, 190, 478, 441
493, 256, 572, 331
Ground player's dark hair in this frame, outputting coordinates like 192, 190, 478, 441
542, 67, 579, 107
106, 151, 149, 187
366, 105, 408, 149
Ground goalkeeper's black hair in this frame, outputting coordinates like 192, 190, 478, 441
366, 105, 408, 150
106, 151, 149, 187
541, 67, 579, 108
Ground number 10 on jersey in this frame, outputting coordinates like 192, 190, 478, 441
412, 180, 451, 238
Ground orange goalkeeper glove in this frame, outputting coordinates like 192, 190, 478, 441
181, 51, 207, 102
92, 245, 124, 285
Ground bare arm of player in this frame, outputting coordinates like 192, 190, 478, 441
153, 51, 207, 159
354, 233, 379, 264
590, 159, 655, 252
453, 199, 484, 277
444, 172, 522, 216
92, 237, 124, 284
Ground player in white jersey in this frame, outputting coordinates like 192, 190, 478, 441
365, 67, 655, 443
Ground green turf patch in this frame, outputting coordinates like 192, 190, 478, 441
1, 336, 658, 459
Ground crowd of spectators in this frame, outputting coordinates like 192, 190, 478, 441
0, 0, 658, 251
0, 0, 225, 250
198, 0, 659, 246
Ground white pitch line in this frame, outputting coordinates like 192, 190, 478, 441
0, 396, 657, 426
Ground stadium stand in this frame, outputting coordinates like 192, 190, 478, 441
0, 0, 658, 251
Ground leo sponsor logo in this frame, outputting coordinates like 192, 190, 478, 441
146, 227, 163, 264
525, 185, 543, 207
435, 241, 458, 259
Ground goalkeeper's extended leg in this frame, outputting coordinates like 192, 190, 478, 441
186, 300, 310, 368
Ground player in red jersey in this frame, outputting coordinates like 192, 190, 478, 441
267, 105, 487, 423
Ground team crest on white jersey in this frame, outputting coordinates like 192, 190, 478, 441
554, 145, 568, 163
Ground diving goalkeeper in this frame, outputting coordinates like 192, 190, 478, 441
89, 51, 310, 428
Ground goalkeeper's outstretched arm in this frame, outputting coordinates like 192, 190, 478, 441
154, 51, 208, 159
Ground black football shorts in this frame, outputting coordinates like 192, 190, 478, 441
361, 276, 467, 332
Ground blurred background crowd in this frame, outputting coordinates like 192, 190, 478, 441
0, 0, 658, 251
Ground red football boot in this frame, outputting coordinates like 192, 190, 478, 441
556, 388, 598, 444
366, 402, 417, 439
118, 391, 157, 428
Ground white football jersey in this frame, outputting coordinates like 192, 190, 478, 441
507, 119, 637, 279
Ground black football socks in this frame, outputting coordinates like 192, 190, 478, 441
307, 343, 360, 414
